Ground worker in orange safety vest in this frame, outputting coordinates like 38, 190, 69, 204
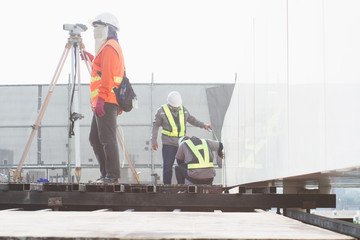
86, 12, 125, 184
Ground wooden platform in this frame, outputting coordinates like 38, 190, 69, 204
0, 210, 354, 239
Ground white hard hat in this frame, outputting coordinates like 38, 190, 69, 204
178, 136, 190, 145
167, 91, 182, 108
90, 12, 120, 31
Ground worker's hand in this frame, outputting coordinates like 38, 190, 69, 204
218, 151, 225, 159
204, 124, 213, 131
95, 97, 105, 117
81, 51, 94, 62
152, 142, 158, 151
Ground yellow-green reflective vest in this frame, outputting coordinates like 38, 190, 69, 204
185, 139, 213, 169
161, 104, 185, 137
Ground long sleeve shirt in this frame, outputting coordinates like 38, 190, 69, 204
97, 45, 124, 101
175, 139, 220, 179
90, 39, 124, 109
151, 105, 207, 147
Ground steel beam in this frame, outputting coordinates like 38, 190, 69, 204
0, 183, 335, 212
286, 209, 360, 238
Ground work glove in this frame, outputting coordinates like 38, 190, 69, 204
81, 51, 94, 62
95, 97, 105, 117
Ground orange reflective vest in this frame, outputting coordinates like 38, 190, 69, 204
90, 39, 125, 111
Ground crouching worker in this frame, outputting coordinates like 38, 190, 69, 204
175, 136, 224, 185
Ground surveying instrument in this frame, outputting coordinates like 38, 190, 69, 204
13, 23, 140, 184
13, 24, 92, 182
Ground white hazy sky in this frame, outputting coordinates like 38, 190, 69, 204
0, 0, 249, 85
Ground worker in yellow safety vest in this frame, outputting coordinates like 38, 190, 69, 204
151, 91, 213, 184
175, 136, 224, 185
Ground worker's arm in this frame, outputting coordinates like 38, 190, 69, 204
81, 51, 94, 62
151, 108, 163, 150
98, 45, 123, 101
207, 139, 224, 158
217, 142, 224, 158
184, 107, 213, 130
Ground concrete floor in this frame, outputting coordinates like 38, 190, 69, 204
0, 210, 354, 239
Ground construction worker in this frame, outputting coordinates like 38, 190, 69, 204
175, 136, 224, 185
151, 91, 213, 184
87, 13, 125, 184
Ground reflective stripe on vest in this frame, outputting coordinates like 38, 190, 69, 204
161, 104, 185, 137
186, 139, 213, 169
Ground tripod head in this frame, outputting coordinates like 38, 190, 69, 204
63, 23, 87, 37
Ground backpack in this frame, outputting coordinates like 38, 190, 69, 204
113, 72, 137, 112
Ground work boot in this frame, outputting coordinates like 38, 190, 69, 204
91, 177, 105, 184
102, 177, 118, 184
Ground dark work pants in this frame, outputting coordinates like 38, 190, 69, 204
89, 103, 120, 179
162, 144, 178, 184
175, 165, 213, 185
175, 163, 187, 184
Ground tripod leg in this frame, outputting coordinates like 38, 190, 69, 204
13, 45, 71, 182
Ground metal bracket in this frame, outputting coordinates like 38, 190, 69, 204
48, 197, 62, 210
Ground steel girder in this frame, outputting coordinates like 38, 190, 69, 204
0, 183, 335, 212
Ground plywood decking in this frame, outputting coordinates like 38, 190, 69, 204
0, 211, 354, 239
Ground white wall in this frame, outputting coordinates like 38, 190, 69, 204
222, 0, 360, 186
